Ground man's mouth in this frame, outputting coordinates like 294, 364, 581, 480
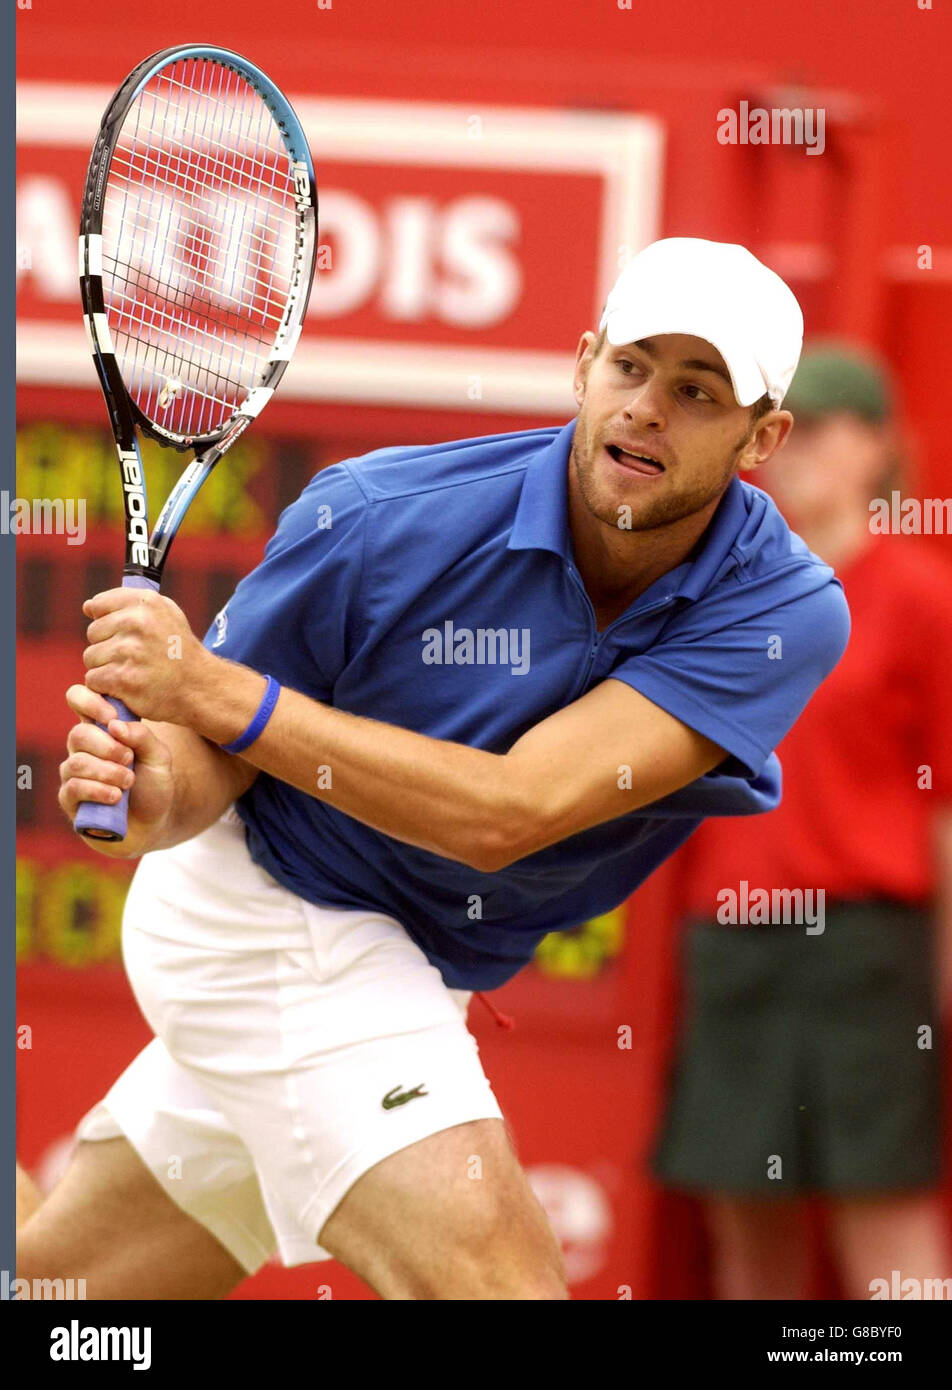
605, 444, 666, 476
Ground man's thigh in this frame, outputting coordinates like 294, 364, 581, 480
16, 1137, 246, 1301
118, 909, 512, 1273
86, 857, 563, 1298
319, 1118, 568, 1300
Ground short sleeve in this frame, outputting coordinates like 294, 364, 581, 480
203, 463, 369, 699
609, 573, 851, 779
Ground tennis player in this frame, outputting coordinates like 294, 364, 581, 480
22, 237, 850, 1300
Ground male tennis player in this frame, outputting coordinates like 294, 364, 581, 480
21, 237, 849, 1300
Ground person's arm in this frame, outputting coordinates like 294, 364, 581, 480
58, 684, 258, 860
77, 588, 726, 871
196, 663, 726, 871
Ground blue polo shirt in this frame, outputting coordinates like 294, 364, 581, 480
204, 421, 849, 988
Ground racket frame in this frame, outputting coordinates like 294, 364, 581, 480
73, 45, 316, 841
78, 42, 318, 584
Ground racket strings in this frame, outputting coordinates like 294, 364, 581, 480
105, 159, 290, 260
100, 55, 303, 438
111, 59, 289, 434
114, 84, 293, 194
101, 205, 287, 328
105, 277, 271, 401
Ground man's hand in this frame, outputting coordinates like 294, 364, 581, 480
82, 587, 216, 725
59, 685, 175, 857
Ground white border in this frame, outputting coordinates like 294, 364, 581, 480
17, 85, 664, 414
17, 324, 580, 415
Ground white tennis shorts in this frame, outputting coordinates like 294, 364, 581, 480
76, 809, 504, 1271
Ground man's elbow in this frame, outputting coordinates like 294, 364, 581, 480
464, 834, 518, 874
463, 792, 550, 873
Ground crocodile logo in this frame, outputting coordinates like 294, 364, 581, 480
382, 1083, 429, 1110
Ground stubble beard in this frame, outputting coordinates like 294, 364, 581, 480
571, 420, 753, 535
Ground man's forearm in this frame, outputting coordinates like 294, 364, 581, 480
186, 657, 519, 870
136, 721, 258, 855
81, 591, 728, 869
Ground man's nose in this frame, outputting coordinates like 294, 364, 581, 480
622, 381, 667, 431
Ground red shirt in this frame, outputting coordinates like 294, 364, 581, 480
680, 535, 952, 915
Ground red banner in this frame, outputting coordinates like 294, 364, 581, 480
17, 84, 663, 415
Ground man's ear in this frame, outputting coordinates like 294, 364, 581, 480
573, 331, 598, 407
737, 409, 794, 474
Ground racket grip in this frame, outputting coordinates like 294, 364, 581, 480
74, 695, 138, 841
74, 574, 159, 844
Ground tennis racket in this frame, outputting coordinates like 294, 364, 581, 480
75, 43, 317, 841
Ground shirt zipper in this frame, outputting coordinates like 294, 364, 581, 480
565, 565, 678, 699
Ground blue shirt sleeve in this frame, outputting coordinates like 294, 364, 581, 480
202, 463, 369, 699
608, 569, 851, 780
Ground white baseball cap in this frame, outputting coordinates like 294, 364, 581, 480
598, 237, 804, 408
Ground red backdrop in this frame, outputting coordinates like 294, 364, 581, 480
16, 0, 951, 1298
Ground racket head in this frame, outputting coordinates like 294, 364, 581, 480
79, 45, 317, 459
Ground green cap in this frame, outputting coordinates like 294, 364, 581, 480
784, 343, 892, 422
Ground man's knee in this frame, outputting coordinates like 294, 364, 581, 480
15, 1138, 246, 1301
15, 1225, 77, 1292
320, 1118, 569, 1299
409, 1186, 568, 1300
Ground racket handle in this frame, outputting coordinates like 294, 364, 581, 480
74, 574, 159, 844
74, 695, 138, 841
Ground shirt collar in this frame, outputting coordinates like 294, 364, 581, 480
671, 475, 749, 601
506, 417, 750, 602
506, 420, 576, 560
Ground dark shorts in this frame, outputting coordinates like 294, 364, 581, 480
652, 901, 944, 1196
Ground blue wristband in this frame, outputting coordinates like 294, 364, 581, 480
220, 675, 281, 755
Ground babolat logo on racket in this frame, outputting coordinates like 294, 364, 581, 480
118, 449, 150, 567
291, 160, 311, 209
217, 417, 252, 457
